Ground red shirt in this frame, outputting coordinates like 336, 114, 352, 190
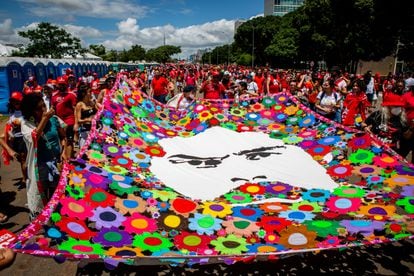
201, 81, 225, 99
151, 76, 169, 96
402, 91, 414, 124
51, 91, 77, 125
254, 75, 265, 93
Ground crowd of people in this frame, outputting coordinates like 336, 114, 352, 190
0, 63, 414, 269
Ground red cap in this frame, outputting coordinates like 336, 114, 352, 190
10, 91, 23, 101
382, 93, 404, 107
57, 76, 67, 84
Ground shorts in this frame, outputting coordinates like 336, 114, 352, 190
66, 125, 75, 143
11, 136, 27, 155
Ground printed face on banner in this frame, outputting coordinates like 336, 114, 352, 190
151, 126, 338, 205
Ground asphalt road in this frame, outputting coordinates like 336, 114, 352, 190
1, 115, 414, 276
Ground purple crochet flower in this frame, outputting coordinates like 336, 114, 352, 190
265, 182, 294, 196
90, 206, 126, 229
92, 227, 132, 247
340, 220, 385, 236
84, 171, 112, 190
401, 185, 414, 197
394, 165, 414, 176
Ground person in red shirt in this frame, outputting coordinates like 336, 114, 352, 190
341, 79, 371, 127
254, 69, 265, 95
401, 82, 414, 163
51, 76, 77, 158
200, 72, 226, 99
150, 70, 169, 104
90, 73, 100, 99
23, 76, 42, 94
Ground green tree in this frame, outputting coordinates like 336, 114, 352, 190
145, 45, 181, 63
89, 44, 106, 57
104, 50, 119, 62
17, 22, 85, 58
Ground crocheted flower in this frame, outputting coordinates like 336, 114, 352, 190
278, 225, 317, 249
188, 213, 223, 235
373, 154, 399, 168
340, 220, 385, 236
66, 185, 85, 200
394, 165, 414, 176
158, 212, 187, 232
58, 237, 105, 255
169, 198, 198, 218
106, 246, 144, 258
231, 206, 264, 221
92, 227, 132, 247
257, 216, 292, 232
262, 97, 276, 108
90, 206, 126, 229
358, 204, 396, 220
150, 189, 178, 202
132, 232, 173, 253
325, 197, 361, 214
239, 183, 265, 196
348, 134, 371, 150
84, 188, 116, 208
103, 165, 129, 175
333, 186, 366, 198
110, 181, 140, 196
352, 165, 381, 178
302, 189, 331, 203
291, 200, 323, 213
222, 217, 260, 237
144, 145, 166, 157
122, 213, 158, 234
396, 197, 414, 213
327, 164, 353, 179
115, 194, 147, 215
279, 210, 315, 223
173, 231, 212, 252
317, 235, 342, 248
210, 234, 248, 255
304, 220, 341, 238
224, 191, 253, 204
247, 243, 285, 254
56, 217, 96, 240
384, 175, 414, 188
349, 149, 375, 165
307, 144, 331, 157
259, 202, 289, 214
60, 197, 93, 220
68, 172, 87, 187
201, 202, 233, 218
43, 225, 67, 243
84, 171, 112, 190
401, 185, 414, 197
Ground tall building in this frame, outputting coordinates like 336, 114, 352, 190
264, 0, 304, 17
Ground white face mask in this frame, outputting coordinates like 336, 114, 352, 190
390, 107, 402, 116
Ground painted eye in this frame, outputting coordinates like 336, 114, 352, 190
188, 160, 203, 166
245, 152, 279, 160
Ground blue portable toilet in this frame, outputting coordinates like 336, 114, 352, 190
6, 61, 23, 94
70, 63, 77, 77
22, 61, 35, 82
46, 61, 56, 80
76, 63, 82, 78
82, 64, 87, 76
90, 64, 97, 75
35, 62, 46, 85
62, 62, 71, 75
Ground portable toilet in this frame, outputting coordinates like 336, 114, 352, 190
76, 63, 82, 78
5, 61, 23, 94
35, 62, 46, 85
46, 61, 56, 80
22, 61, 35, 82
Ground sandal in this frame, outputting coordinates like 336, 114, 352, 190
0, 213, 8, 223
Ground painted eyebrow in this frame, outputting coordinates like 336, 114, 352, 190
233, 146, 286, 156
168, 154, 230, 160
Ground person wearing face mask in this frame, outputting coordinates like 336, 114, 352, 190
361, 93, 410, 154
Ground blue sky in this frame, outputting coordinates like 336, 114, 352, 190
0, 0, 263, 57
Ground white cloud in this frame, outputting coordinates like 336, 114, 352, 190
103, 18, 236, 58
63, 24, 102, 39
18, 0, 149, 19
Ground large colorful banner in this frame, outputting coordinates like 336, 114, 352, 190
10, 76, 414, 266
